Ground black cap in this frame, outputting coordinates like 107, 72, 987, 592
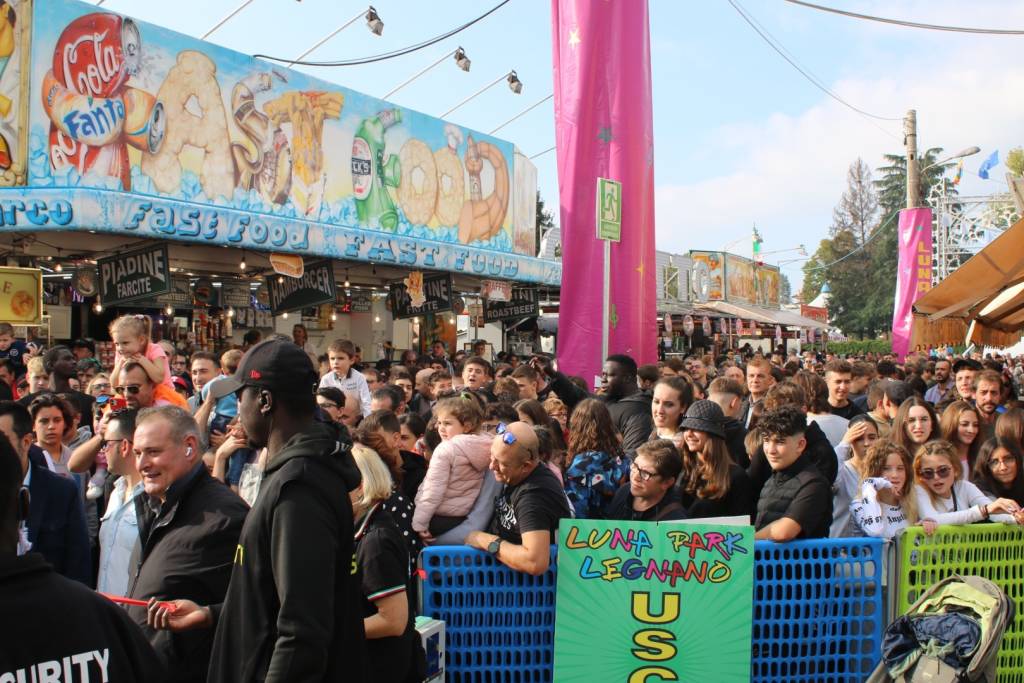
71, 338, 95, 353
679, 399, 726, 439
952, 358, 982, 374
211, 339, 318, 399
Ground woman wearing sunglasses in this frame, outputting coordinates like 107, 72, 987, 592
913, 440, 1024, 535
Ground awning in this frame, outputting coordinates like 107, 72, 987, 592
912, 216, 1024, 347
695, 300, 830, 330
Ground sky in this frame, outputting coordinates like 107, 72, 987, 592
88, 0, 1024, 291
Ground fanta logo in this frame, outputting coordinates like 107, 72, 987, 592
249, 370, 261, 379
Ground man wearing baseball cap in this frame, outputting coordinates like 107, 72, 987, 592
146, 339, 368, 681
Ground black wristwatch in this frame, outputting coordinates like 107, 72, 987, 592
486, 538, 502, 556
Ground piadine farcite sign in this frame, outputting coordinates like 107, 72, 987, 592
483, 287, 539, 322
265, 259, 336, 314
98, 243, 171, 305
388, 273, 453, 320
554, 519, 754, 681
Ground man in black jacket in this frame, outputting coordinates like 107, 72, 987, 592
0, 433, 165, 681
601, 354, 654, 453
148, 340, 368, 682
127, 406, 248, 683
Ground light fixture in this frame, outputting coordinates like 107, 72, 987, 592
454, 47, 471, 72
330, 310, 338, 321
365, 6, 383, 35
449, 316, 456, 324
93, 300, 103, 313
164, 304, 174, 315
277, 275, 284, 284
507, 70, 523, 94
239, 251, 247, 271
227, 307, 235, 318
282, 311, 289, 319
54, 261, 63, 273
374, 314, 381, 323
344, 269, 350, 287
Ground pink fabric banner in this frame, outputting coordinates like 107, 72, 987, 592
892, 208, 933, 360
551, 0, 658, 383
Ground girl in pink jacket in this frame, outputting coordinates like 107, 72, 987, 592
414, 397, 494, 540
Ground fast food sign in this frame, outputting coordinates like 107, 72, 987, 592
98, 243, 171, 305
0, 267, 43, 324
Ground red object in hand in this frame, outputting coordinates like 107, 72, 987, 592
99, 592, 178, 614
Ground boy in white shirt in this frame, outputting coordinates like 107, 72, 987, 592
317, 339, 371, 416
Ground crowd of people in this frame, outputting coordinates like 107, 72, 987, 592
3, 316, 1024, 681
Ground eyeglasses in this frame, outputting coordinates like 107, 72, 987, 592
989, 457, 1015, 470
114, 384, 142, 395
630, 462, 659, 482
100, 438, 125, 451
918, 465, 953, 480
91, 382, 111, 391
496, 422, 537, 460
318, 401, 339, 410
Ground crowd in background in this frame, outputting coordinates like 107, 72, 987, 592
3, 317, 1024, 682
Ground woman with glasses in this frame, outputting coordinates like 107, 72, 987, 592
972, 437, 1024, 507
564, 398, 630, 519
913, 440, 1023, 535
677, 400, 753, 520
606, 439, 687, 522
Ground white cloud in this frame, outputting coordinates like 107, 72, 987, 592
655, 3, 1024, 288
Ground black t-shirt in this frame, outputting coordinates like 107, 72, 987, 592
828, 400, 865, 420
356, 506, 418, 683
755, 454, 832, 538
488, 464, 571, 544
680, 463, 754, 521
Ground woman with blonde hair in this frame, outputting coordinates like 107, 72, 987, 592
939, 400, 981, 479
913, 440, 1023, 534
350, 443, 421, 682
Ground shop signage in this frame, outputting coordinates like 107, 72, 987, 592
388, 273, 453, 320
553, 519, 754, 681
265, 259, 336, 314
596, 178, 622, 242
220, 283, 251, 308
149, 275, 192, 309
682, 314, 694, 336
0, 267, 43, 324
193, 279, 215, 305
484, 288, 538, 322
701, 315, 712, 337
350, 293, 373, 313
481, 279, 512, 302
72, 267, 97, 298
98, 243, 171, 305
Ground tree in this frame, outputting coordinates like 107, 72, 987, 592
536, 191, 557, 258
779, 273, 792, 305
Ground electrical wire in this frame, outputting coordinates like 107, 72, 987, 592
530, 145, 555, 160
253, 0, 512, 66
727, 0, 902, 124
784, 0, 1024, 35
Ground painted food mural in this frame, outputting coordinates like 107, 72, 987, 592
29, 0, 527, 253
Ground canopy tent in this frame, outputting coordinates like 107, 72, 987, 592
695, 300, 830, 330
912, 216, 1024, 348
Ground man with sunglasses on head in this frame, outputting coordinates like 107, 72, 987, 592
465, 421, 571, 576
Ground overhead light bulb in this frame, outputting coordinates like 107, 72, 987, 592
344, 269, 351, 287
93, 300, 103, 313
164, 304, 174, 315
454, 47, 471, 72
54, 262, 63, 273
374, 314, 381, 323
227, 307, 235, 318
507, 70, 523, 94
365, 6, 383, 35
239, 255, 247, 271
277, 275, 284, 284
282, 311, 289, 319
330, 311, 337, 321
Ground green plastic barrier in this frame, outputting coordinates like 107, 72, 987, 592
893, 524, 1024, 682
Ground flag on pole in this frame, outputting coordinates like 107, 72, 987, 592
953, 158, 963, 185
551, 0, 658, 381
978, 150, 999, 179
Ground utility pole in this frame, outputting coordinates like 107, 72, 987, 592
905, 109, 920, 208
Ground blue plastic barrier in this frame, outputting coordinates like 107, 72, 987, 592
752, 537, 884, 683
420, 537, 884, 683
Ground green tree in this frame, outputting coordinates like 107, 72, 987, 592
536, 191, 557, 258
779, 273, 792, 304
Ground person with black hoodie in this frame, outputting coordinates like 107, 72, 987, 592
601, 354, 654, 453
746, 381, 838, 502
146, 339, 368, 683
0, 424, 165, 682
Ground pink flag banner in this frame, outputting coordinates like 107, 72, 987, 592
551, 0, 658, 382
892, 208, 933, 360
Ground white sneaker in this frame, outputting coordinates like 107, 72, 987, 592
86, 484, 104, 501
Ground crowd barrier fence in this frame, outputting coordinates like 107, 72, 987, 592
892, 524, 1024, 683
419, 537, 885, 682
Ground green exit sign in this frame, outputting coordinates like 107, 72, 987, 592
596, 177, 622, 242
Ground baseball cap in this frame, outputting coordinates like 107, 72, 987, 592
211, 339, 318, 399
952, 358, 982, 374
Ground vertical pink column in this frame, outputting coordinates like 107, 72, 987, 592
892, 207, 933, 359
551, 0, 658, 384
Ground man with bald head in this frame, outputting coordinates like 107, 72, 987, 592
465, 422, 570, 575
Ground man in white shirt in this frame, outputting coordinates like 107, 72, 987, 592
97, 408, 143, 596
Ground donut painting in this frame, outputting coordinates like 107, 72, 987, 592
26, 0, 536, 257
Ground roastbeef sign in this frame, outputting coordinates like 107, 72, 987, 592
484, 287, 539, 322
265, 259, 336, 314
98, 244, 171, 305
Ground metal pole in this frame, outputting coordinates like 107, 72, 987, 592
287, 10, 365, 67
905, 109, 920, 208
440, 73, 508, 118
489, 94, 554, 135
601, 239, 610, 364
202, 0, 256, 40
382, 49, 456, 100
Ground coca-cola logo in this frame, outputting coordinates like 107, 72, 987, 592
62, 31, 119, 96
53, 14, 137, 98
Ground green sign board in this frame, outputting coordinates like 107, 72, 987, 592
97, 244, 172, 306
596, 177, 622, 242
554, 519, 754, 682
